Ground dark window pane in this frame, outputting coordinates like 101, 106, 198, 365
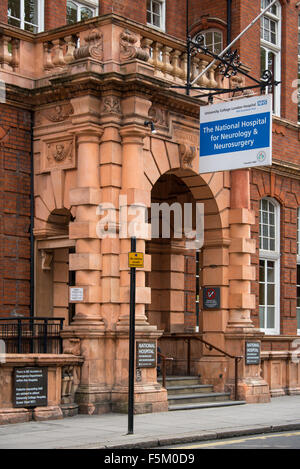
267, 284, 275, 305
8, 0, 20, 19
81, 7, 94, 21
259, 283, 265, 305
67, 1, 77, 24
24, 0, 38, 25
8, 17, 21, 27
267, 307, 275, 329
259, 306, 265, 329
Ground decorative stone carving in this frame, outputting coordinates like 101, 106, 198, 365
179, 143, 196, 169
41, 250, 53, 270
46, 103, 74, 122
50, 142, 73, 162
63, 338, 81, 356
102, 96, 121, 114
74, 29, 103, 61
41, 135, 75, 173
61, 365, 80, 405
148, 104, 168, 127
120, 29, 149, 62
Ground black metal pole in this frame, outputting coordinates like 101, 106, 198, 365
195, 250, 200, 332
186, 0, 191, 95
128, 237, 136, 435
227, 0, 232, 50
30, 111, 34, 319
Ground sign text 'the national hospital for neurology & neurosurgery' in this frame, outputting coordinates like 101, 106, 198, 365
199, 95, 272, 173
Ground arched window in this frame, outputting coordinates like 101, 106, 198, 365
259, 198, 280, 334
8, 0, 44, 33
194, 30, 223, 55
66, 0, 97, 25
260, 0, 281, 115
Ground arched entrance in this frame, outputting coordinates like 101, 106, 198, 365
145, 167, 227, 376
35, 208, 76, 325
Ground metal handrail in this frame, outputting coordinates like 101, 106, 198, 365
187, 335, 243, 401
160, 333, 243, 401
157, 351, 173, 389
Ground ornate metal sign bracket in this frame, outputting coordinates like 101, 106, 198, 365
170, 34, 280, 102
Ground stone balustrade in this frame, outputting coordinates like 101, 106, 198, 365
0, 33, 20, 71
0, 14, 225, 93
141, 34, 221, 89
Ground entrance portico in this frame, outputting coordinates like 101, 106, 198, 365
0, 14, 271, 419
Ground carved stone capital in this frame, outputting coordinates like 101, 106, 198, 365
74, 28, 103, 61
120, 29, 149, 62
101, 96, 121, 115
45, 103, 74, 122
179, 143, 196, 169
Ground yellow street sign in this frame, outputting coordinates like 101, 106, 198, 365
128, 252, 144, 268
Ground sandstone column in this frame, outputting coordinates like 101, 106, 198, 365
61, 95, 109, 414
225, 168, 270, 403
112, 96, 168, 413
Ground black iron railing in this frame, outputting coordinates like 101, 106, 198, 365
0, 318, 65, 354
160, 333, 243, 401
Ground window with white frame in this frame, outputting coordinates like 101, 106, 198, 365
260, 0, 281, 116
194, 30, 223, 55
259, 198, 280, 334
8, 0, 44, 33
147, 0, 165, 31
66, 0, 97, 25
297, 208, 300, 334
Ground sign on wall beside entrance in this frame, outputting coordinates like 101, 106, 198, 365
136, 341, 156, 368
245, 341, 261, 365
199, 95, 272, 173
69, 287, 84, 302
203, 287, 221, 310
14, 368, 48, 408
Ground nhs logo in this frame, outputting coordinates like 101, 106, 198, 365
257, 99, 268, 106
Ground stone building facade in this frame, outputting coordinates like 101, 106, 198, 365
0, 0, 300, 422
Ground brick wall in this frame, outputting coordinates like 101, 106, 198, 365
0, 0, 7, 24
0, 105, 31, 318
99, 0, 146, 24
44, 0, 67, 31
250, 167, 300, 336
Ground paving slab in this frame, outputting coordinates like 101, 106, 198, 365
0, 396, 300, 449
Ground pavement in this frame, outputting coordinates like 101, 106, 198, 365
1, 396, 300, 449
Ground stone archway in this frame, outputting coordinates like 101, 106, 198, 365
142, 134, 231, 375
35, 208, 75, 325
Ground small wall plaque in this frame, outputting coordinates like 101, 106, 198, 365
203, 287, 221, 310
14, 367, 48, 408
245, 341, 261, 365
69, 287, 84, 302
136, 341, 156, 368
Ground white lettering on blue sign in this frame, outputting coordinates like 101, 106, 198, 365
199, 95, 272, 173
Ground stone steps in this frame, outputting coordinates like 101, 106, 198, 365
168, 400, 246, 411
158, 376, 246, 411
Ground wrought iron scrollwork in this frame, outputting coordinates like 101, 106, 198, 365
261, 69, 273, 84
217, 49, 241, 78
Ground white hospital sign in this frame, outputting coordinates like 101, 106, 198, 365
199, 95, 272, 173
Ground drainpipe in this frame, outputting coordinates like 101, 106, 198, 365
29, 110, 34, 318
227, 0, 232, 48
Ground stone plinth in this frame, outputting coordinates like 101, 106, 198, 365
0, 354, 83, 425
